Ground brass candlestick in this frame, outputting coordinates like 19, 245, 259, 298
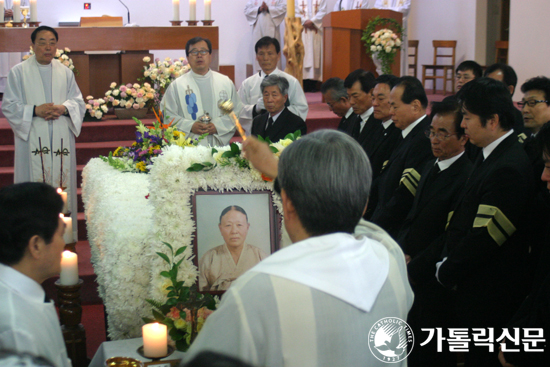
20, 7, 29, 28
218, 100, 246, 140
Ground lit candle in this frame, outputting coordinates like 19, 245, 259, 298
189, 0, 196, 21
59, 250, 78, 285
172, 0, 180, 21
57, 188, 68, 214
287, 0, 294, 18
29, 0, 36, 22
61, 214, 73, 244
0, 1, 5, 23
12, 0, 20, 22
142, 323, 168, 358
204, 0, 211, 20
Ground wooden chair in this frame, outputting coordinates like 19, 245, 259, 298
495, 40, 509, 64
422, 40, 457, 95
408, 40, 419, 78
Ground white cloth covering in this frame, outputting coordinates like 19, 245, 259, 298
2, 57, 85, 241
244, 0, 287, 71
373, 0, 411, 77
0, 0, 29, 93
333, 0, 374, 11
0, 264, 71, 367
237, 68, 308, 134
296, 0, 327, 81
185, 220, 414, 367
161, 69, 243, 147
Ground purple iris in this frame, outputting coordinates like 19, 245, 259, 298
135, 131, 143, 143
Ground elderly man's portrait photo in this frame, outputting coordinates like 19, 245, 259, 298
193, 190, 279, 293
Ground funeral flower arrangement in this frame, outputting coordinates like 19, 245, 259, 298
144, 242, 216, 351
362, 16, 404, 75
101, 111, 204, 173
141, 56, 191, 101
85, 96, 109, 120
105, 82, 158, 110
23, 46, 78, 75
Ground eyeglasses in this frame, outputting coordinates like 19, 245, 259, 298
517, 100, 549, 109
425, 130, 456, 141
189, 50, 209, 57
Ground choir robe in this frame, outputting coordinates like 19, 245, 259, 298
161, 69, 242, 147
237, 68, 308, 134
333, 0, 373, 11
198, 244, 268, 291
186, 220, 414, 367
0, 264, 71, 367
296, 0, 327, 81
2, 56, 85, 241
373, 0, 411, 76
244, 0, 286, 71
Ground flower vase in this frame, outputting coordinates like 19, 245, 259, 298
114, 108, 148, 120
372, 54, 383, 76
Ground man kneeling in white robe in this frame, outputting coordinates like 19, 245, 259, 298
185, 130, 414, 367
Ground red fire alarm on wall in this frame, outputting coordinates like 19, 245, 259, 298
84, 3, 91, 10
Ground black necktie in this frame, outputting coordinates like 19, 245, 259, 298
422, 163, 441, 190
266, 116, 274, 131
352, 115, 362, 139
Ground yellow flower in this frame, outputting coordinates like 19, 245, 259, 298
279, 138, 293, 147
136, 161, 147, 172
113, 147, 122, 157
174, 318, 187, 330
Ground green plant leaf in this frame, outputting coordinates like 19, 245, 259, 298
152, 309, 165, 321
221, 150, 237, 158
211, 148, 218, 154
161, 241, 174, 256
176, 339, 189, 352
142, 317, 154, 324
160, 271, 171, 278
170, 328, 184, 341
269, 146, 279, 154
166, 298, 178, 306
230, 142, 240, 154
156, 252, 171, 264
175, 246, 186, 257
176, 258, 184, 268
186, 163, 206, 172
167, 290, 176, 298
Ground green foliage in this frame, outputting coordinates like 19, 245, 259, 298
99, 152, 131, 172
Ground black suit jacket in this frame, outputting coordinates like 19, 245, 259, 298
356, 113, 383, 157
397, 154, 473, 258
337, 110, 358, 135
251, 107, 307, 142
415, 133, 535, 326
369, 116, 433, 238
368, 122, 403, 182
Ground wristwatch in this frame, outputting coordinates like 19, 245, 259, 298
63, 106, 69, 116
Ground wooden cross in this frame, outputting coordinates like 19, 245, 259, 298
300, 0, 307, 14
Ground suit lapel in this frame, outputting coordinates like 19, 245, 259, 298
265, 108, 288, 140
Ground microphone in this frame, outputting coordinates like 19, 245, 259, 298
118, 0, 130, 24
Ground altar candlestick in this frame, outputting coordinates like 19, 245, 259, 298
12, 0, 20, 22
172, 0, 180, 21
60, 250, 78, 286
189, 0, 196, 21
61, 214, 74, 243
0, 1, 5, 23
287, 0, 294, 17
29, 0, 37, 22
57, 188, 68, 214
204, 0, 211, 20
142, 323, 168, 358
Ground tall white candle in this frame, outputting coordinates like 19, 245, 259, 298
61, 214, 74, 243
287, 0, 294, 17
57, 188, 68, 214
204, 0, 211, 20
12, 0, 20, 22
189, 0, 196, 21
172, 0, 180, 21
142, 323, 168, 358
0, 1, 5, 23
59, 251, 78, 285
29, 0, 36, 22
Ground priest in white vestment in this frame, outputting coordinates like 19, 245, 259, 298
333, 0, 373, 11
0, 183, 72, 367
161, 37, 242, 147
186, 130, 414, 367
0, 0, 30, 95
238, 36, 308, 134
296, 0, 327, 82
373, 0, 411, 77
244, 0, 286, 72
2, 26, 85, 242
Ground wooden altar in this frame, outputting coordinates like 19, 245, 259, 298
0, 27, 219, 97
322, 9, 402, 79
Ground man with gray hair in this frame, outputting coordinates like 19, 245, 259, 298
251, 74, 307, 142
186, 130, 414, 366
320, 77, 356, 134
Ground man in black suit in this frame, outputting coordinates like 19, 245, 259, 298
343, 69, 380, 155
368, 76, 433, 237
399, 100, 472, 367
251, 75, 307, 142
320, 77, 356, 134
411, 78, 535, 367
